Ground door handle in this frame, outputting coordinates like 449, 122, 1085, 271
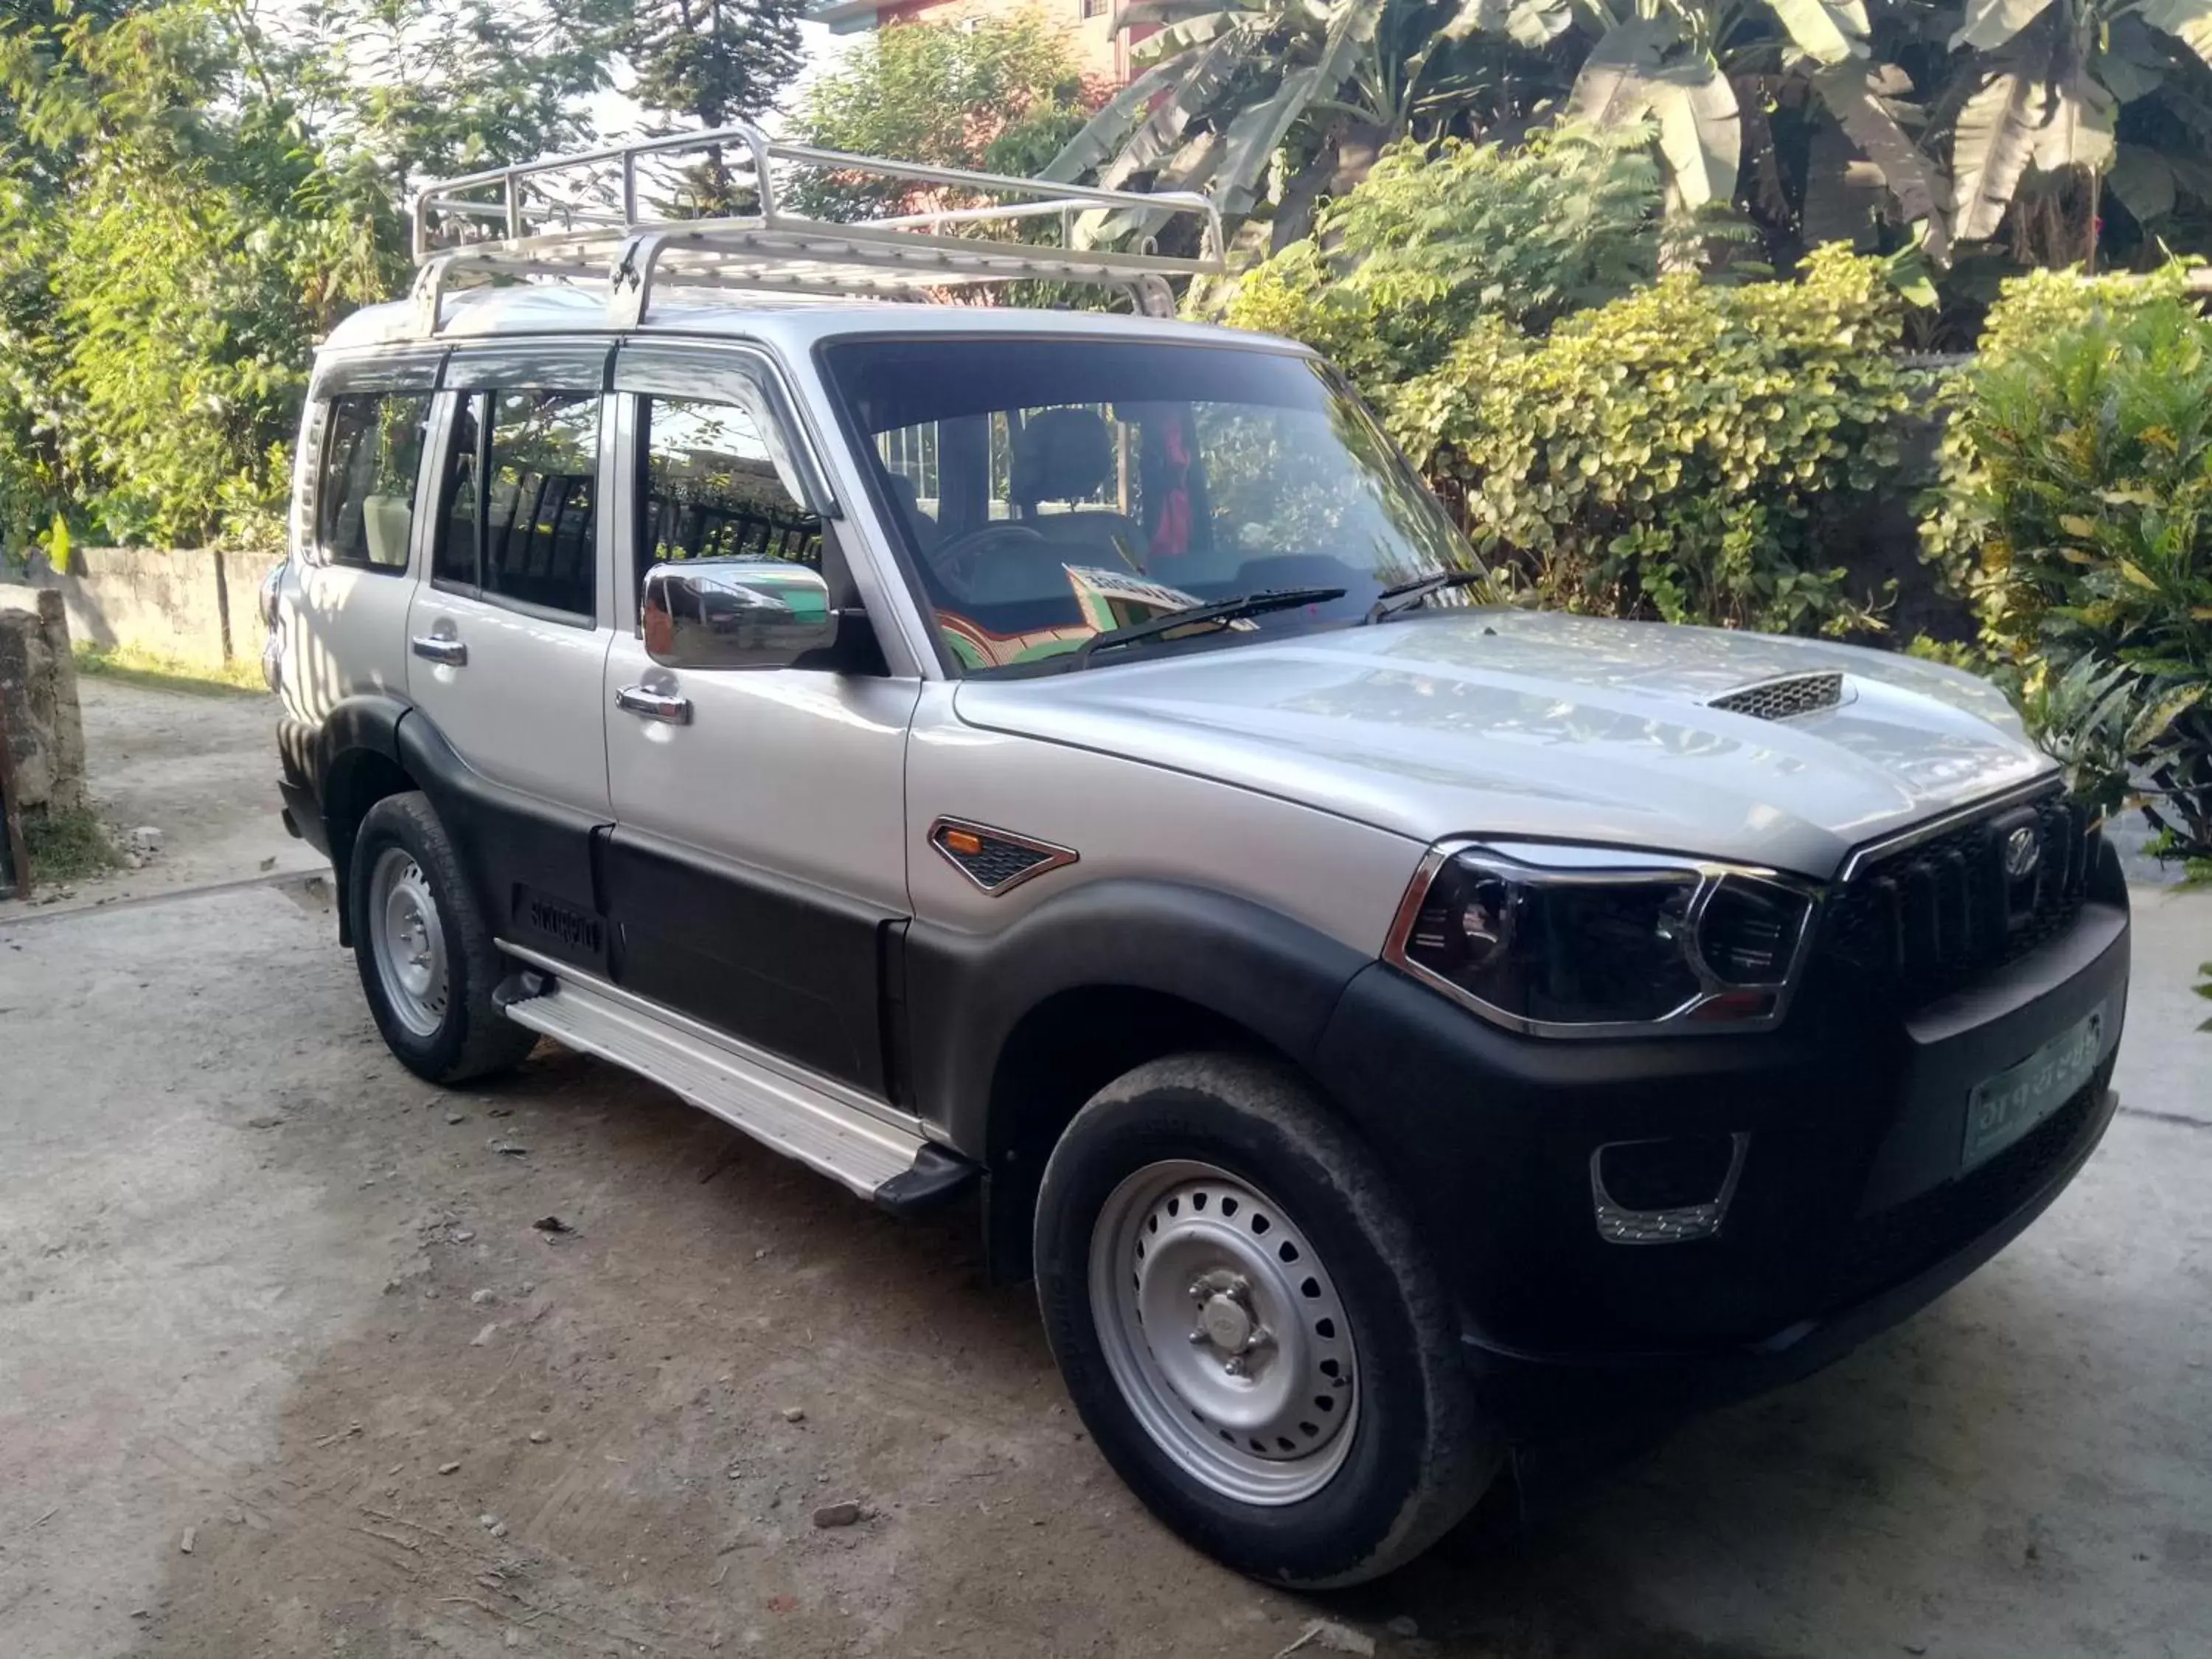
616, 684, 693, 726
411, 634, 467, 667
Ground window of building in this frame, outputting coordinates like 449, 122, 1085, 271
433, 390, 602, 622
1082, 0, 1107, 18
638, 396, 822, 598
316, 393, 431, 571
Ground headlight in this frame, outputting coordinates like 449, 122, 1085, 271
1385, 841, 1818, 1036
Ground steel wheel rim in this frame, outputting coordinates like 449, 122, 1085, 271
1088, 1159, 1359, 1506
369, 846, 449, 1039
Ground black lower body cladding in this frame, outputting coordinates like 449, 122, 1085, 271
1312, 846, 2132, 1436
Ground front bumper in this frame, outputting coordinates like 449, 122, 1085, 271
1311, 844, 2131, 1436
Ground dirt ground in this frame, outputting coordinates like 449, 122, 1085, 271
2, 682, 2209, 1659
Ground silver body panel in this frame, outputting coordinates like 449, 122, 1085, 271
906, 683, 1423, 960
951, 610, 2053, 884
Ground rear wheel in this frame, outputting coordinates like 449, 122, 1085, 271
349, 791, 535, 1084
1034, 1053, 1499, 1587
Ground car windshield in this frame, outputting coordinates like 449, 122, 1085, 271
818, 336, 1482, 673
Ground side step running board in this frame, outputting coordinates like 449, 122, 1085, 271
494, 949, 971, 1206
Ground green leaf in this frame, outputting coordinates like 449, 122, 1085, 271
1042, 48, 1210, 182
1952, 42, 2052, 242
1813, 63, 1952, 261
2125, 683, 2206, 751
2098, 18, 2171, 102
2107, 145, 2178, 222
1571, 18, 1677, 128
2031, 63, 2115, 173
1952, 0, 2058, 52
1116, 0, 1247, 25
1129, 10, 1245, 67
1767, 0, 1871, 66
1650, 57, 1742, 212
1096, 32, 1245, 192
1442, 0, 1574, 46
1214, 66, 1326, 218
1569, 20, 1741, 210
2137, 0, 2212, 69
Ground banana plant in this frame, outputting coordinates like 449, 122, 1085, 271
1944, 0, 2212, 245
1045, 0, 1502, 247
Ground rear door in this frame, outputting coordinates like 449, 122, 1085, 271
291, 352, 443, 715
599, 343, 920, 1096
404, 341, 618, 970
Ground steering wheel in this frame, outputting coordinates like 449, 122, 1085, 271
927, 521, 1053, 602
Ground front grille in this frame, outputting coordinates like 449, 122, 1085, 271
1827, 1068, 2108, 1310
1708, 672, 1845, 721
1819, 793, 2096, 1009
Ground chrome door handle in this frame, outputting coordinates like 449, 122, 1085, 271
411, 634, 467, 666
616, 684, 692, 726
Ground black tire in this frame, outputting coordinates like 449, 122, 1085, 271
347, 790, 535, 1085
1034, 1053, 1499, 1587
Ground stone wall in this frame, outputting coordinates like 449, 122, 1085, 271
0, 546, 284, 671
0, 589, 88, 816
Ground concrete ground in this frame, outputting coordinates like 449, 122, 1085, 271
1, 684, 2208, 1659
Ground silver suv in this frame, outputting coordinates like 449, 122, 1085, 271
265, 130, 2131, 1587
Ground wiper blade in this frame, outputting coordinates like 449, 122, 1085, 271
1071, 588, 1346, 667
1363, 568, 1487, 625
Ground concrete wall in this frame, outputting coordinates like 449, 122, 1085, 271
0, 589, 88, 815
0, 546, 284, 671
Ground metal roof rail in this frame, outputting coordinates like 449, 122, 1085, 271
407, 123, 1225, 335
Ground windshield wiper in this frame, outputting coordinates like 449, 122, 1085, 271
1364, 569, 1488, 625
1071, 588, 1347, 668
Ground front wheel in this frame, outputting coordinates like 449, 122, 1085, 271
348, 790, 535, 1085
1034, 1054, 1500, 1587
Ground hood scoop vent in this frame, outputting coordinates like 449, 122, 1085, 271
1708, 672, 1846, 722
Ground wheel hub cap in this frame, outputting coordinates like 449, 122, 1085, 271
369, 846, 449, 1039
1089, 1161, 1359, 1506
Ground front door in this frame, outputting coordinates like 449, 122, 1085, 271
405, 344, 618, 971
599, 355, 919, 1096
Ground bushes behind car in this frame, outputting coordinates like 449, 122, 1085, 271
1927, 267, 2212, 876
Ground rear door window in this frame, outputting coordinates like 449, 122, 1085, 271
316, 392, 431, 571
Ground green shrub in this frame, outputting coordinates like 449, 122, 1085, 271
1211, 125, 1671, 398
1926, 268, 2212, 869
1386, 246, 1920, 638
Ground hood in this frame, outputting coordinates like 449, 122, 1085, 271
950, 611, 2055, 879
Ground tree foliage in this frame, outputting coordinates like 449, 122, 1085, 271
1927, 266, 2212, 867
788, 10, 1102, 220
1048, 0, 2212, 282
1214, 125, 1674, 392
1384, 245, 1921, 639
0, 0, 625, 555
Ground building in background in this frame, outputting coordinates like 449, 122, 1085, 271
807, 0, 1130, 84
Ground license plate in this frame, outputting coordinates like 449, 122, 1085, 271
1962, 1003, 2109, 1170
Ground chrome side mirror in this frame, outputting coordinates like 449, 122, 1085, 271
641, 557, 838, 671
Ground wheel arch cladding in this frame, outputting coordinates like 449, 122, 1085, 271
900, 880, 1373, 1281
314, 694, 415, 945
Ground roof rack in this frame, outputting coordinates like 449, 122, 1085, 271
407, 124, 1225, 336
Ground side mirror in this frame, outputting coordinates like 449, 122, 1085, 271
641, 557, 839, 671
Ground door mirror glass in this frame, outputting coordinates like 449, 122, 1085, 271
641, 557, 837, 670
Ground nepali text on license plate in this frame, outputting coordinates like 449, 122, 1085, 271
1962, 1003, 2108, 1172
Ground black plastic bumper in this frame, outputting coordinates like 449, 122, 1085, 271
1311, 846, 2132, 1437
